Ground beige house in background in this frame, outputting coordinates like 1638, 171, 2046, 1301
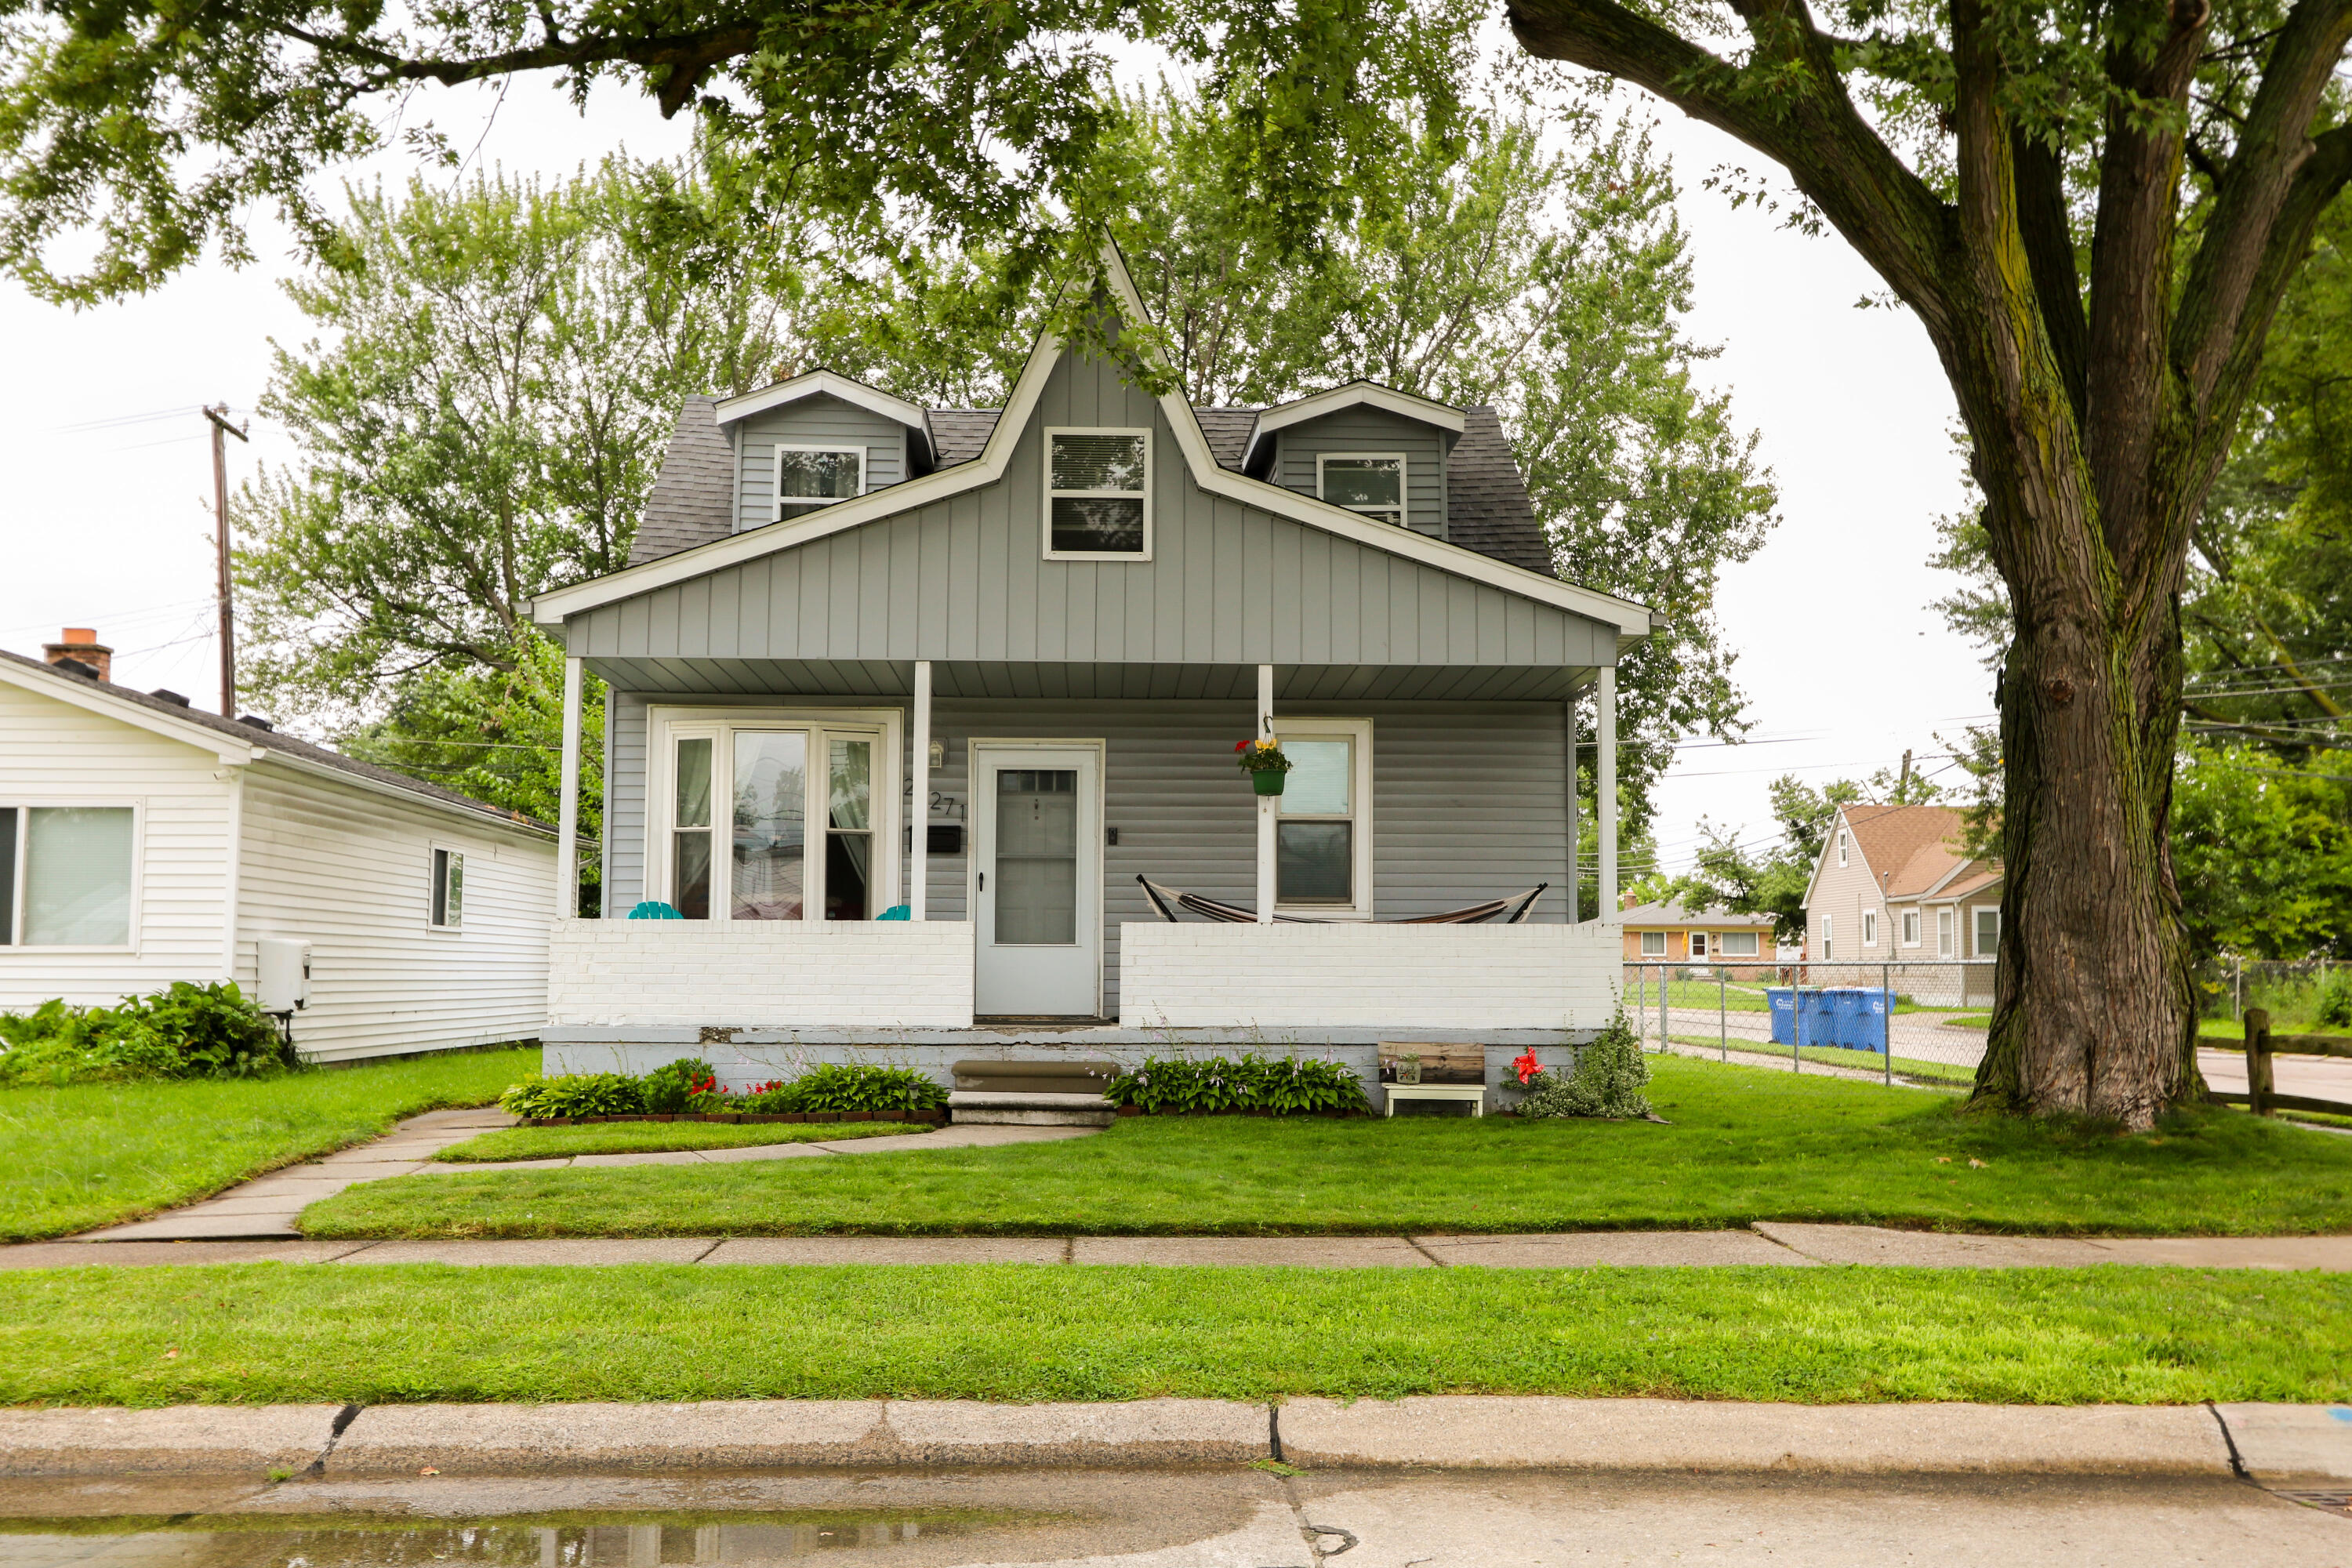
1802, 806, 2004, 988
1617, 899, 1781, 975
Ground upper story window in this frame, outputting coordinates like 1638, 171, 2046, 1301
429, 848, 465, 930
1317, 454, 1405, 526
1836, 829, 1849, 866
775, 444, 864, 522
1045, 428, 1151, 557
0, 804, 136, 948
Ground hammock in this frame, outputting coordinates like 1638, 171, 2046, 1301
1138, 875, 1546, 926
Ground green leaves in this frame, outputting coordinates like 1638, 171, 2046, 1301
1102, 1054, 1371, 1116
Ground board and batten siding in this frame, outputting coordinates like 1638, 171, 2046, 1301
604, 694, 1573, 1017
234, 764, 557, 1061
734, 393, 911, 533
572, 347, 1613, 670
0, 681, 236, 1009
1272, 408, 1451, 539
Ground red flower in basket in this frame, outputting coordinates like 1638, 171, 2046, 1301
1513, 1048, 1541, 1084
1234, 739, 1249, 753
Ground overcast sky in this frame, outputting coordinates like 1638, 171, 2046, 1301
0, 68, 1994, 878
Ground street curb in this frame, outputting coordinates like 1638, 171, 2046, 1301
2, 1399, 2318, 1477
1276, 1397, 2234, 1473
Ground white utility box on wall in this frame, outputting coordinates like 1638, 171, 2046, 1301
257, 938, 312, 1014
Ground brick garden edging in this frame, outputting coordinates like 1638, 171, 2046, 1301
525, 1109, 948, 1127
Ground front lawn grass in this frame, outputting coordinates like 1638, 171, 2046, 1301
1668, 1036, 1977, 1087
301, 1055, 2352, 1240
0, 1046, 536, 1241
434, 1120, 933, 1161
2, 1261, 2342, 1407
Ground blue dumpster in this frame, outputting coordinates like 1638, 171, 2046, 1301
1798, 989, 1838, 1046
1827, 988, 1865, 1047
1766, 987, 1797, 1044
1847, 988, 1891, 1052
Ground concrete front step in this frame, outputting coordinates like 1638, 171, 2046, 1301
949, 1090, 1119, 1127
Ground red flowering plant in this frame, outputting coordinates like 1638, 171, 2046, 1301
1233, 735, 1292, 776
1512, 1048, 1542, 1085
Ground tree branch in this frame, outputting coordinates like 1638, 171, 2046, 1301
1506, 0, 1955, 330
2013, 129, 2089, 425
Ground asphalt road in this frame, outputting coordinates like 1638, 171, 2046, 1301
6, 1465, 2344, 1568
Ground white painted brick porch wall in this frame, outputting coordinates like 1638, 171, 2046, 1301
548, 919, 975, 1026
1117, 920, 1622, 1030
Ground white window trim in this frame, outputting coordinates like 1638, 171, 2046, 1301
1820, 913, 1833, 961
1043, 426, 1153, 561
1315, 451, 1409, 528
426, 843, 465, 931
771, 442, 868, 523
1639, 930, 1667, 956
0, 799, 144, 954
1972, 905, 2001, 957
1862, 909, 1878, 947
1718, 929, 1762, 958
1272, 716, 1374, 920
1901, 909, 1922, 948
1936, 906, 1956, 957
1836, 829, 1849, 867
646, 706, 906, 924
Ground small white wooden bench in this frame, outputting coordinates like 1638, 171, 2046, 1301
1382, 1084, 1488, 1117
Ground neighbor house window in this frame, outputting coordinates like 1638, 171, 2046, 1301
1045, 428, 1150, 557
774, 445, 863, 521
1820, 915, 1834, 960
1719, 930, 1761, 958
1902, 909, 1921, 947
1936, 907, 1955, 956
1862, 909, 1878, 947
1317, 454, 1405, 526
1973, 906, 2000, 957
1837, 830, 1849, 866
429, 848, 465, 929
1639, 930, 1666, 956
654, 710, 900, 924
0, 805, 135, 948
1274, 719, 1373, 916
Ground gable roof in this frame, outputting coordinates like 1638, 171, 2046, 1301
713, 368, 927, 431
537, 241, 1650, 641
0, 649, 554, 837
1242, 381, 1466, 470
1447, 408, 1555, 575
1800, 803, 1984, 914
1618, 900, 1777, 928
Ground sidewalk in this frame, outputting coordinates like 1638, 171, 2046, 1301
71, 1109, 1099, 1242
1, 1395, 2346, 1482
11, 1222, 2350, 1271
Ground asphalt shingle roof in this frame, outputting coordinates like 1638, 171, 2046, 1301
631, 395, 733, 566
1445, 406, 1555, 575
0, 649, 554, 834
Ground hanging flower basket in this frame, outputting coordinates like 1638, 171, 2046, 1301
1235, 736, 1293, 795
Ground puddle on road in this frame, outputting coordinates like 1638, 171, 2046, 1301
0, 1469, 1293, 1568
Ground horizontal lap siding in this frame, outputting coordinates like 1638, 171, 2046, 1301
0, 684, 232, 1009
234, 768, 557, 1059
1273, 409, 1450, 539
568, 349, 1613, 669
607, 691, 647, 913
735, 395, 909, 532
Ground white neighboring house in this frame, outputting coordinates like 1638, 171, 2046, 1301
0, 635, 558, 1062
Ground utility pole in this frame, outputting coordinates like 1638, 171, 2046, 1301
1896, 747, 1913, 800
204, 405, 249, 717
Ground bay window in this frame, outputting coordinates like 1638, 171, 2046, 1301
652, 710, 900, 923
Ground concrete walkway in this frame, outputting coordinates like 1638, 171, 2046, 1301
11, 1221, 2350, 1271
70, 1108, 1101, 1243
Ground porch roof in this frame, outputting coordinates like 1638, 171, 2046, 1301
578, 656, 1594, 704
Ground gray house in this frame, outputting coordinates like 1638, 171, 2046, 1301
530, 246, 1647, 1087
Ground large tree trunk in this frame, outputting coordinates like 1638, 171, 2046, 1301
1966, 475, 2205, 1126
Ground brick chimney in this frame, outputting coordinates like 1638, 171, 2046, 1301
43, 628, 111, 682
1619, 889, 1639, 911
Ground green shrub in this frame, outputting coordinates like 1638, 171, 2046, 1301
641, 1057, 717, 1113
1517, 1012, 1654, 1120
1105, 1053, 1368, 1116
789, 1063, 949, 1113
499, 1073, 646, 1119
0, 982, 293, 1086
2317, 971, 2352, 1029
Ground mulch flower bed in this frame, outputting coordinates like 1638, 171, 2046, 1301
524, 1109, 948, 1127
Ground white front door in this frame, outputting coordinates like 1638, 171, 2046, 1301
971, 742, 1104, 1017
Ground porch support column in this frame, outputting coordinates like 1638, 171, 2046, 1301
1256, 663, 1276, 924
557, 652, 583, 920
1597, 665, 1617, 921
910, 659, 932, 920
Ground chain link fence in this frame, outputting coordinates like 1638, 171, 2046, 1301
2199, 956, 2351, 1031
1620, 960, 1997, 1089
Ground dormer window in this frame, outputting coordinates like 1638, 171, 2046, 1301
1318, 454, 1405, 526
775, 445, 863, 521
1045, 428, 1151, 557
